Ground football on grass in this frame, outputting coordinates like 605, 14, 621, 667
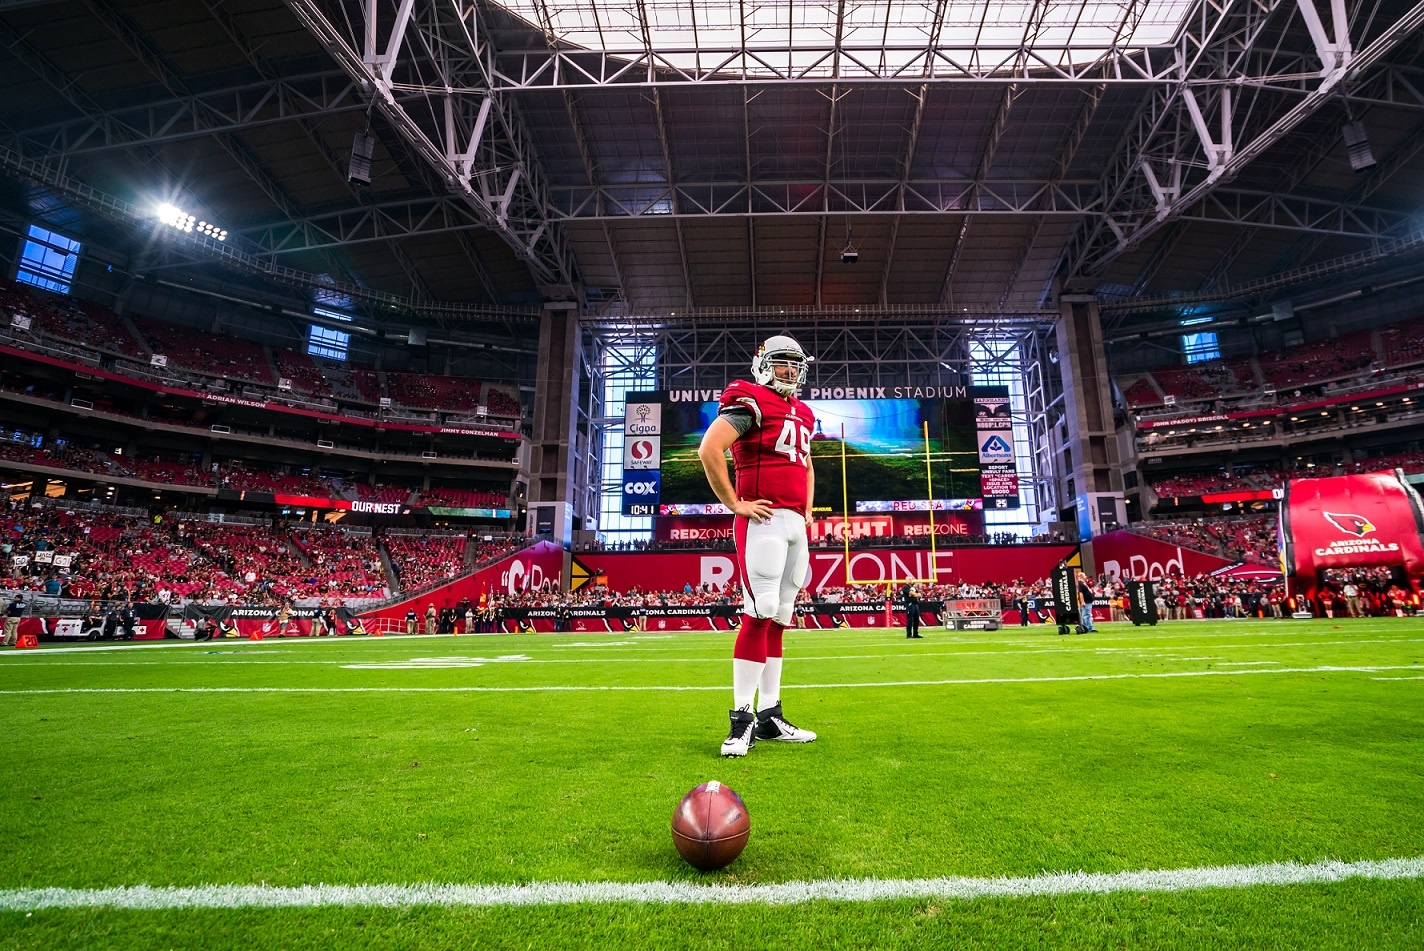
671, 781, 751, 870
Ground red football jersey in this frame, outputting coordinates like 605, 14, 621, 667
718, 379, 814, 511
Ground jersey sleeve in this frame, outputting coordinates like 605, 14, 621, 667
718, 380, 764, 429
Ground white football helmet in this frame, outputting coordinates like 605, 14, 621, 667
752, 335, 812, 397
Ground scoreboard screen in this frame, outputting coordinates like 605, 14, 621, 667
621, 386, 1019, 516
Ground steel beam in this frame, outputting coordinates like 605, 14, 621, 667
283, 0, 577, 285
1058, 0, 1424, 283
0, 69, 364, 159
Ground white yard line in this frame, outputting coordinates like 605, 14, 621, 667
2, 638, 1418, 668
1, 855, 1419, 911
0, 664, 1417, 696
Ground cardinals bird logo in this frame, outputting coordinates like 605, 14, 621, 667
1324, 512, 1376, 537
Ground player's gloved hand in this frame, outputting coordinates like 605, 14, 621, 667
731, 498, 774, 523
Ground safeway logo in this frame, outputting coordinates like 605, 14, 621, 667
1324, 512, 1375, 538
623, 435, 660, 470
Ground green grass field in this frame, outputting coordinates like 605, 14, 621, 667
3, 619, 1423, 949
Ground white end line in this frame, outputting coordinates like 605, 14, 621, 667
1, 855, 1420, 910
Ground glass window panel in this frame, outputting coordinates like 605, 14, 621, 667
307, 324, 350, 361
1182, 332, 1220, 364
15, 224, 82, 294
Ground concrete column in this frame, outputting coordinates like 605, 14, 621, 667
527, 311, 580, 545
1056, 295, 1127, 542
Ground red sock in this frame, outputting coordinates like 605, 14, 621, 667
734, 615, 770, 663
766, 620, 784, 659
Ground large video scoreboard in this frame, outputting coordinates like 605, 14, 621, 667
621, 386, 1020, 516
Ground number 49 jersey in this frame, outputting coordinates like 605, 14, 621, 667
718, 379, 815, 512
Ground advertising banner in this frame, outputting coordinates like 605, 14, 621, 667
974, 389, 1019, 509
577, 544, 1078, 594
622, 436, 661, 470
1091, 530, 1236, 580
622, 470, 661, 518
653, 510, 987, 544
176, 604, 367, 639
622, 397, 663, 515
360, 541, 566, 624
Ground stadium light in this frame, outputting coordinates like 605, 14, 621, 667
157, 203, 227, 240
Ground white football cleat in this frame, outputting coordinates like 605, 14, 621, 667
721, 708, 757, 757
754, 703, 817, 743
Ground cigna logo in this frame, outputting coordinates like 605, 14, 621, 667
1324, 512, 1376, 538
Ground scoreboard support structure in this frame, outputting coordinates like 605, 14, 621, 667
842, 421, 940, 596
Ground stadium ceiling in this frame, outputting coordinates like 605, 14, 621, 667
1, 0, 1424, 328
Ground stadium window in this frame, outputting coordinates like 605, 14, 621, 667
308, 324, 350, 361
15, 224, 82, 294
1182, 332, 1220, 364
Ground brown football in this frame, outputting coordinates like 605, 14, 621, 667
671, 781, 751, 871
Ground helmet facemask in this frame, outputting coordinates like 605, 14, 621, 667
752, 337, 811, 397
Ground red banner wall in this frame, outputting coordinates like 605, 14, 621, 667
1090, 531, 1235, 580
582, 544, 1077, 593
361, 542, 566, 623
1281, 470, 1424, 577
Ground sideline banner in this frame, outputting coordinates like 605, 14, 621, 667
580, 545, 1077, 594
177, 605, 367, 639
493, 602, 945, 634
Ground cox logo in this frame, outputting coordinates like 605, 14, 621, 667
625, 480, 658, 495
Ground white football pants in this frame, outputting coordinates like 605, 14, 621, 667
734, 509, 810, 625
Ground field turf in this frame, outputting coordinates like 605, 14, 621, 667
2, 619, 1423, 949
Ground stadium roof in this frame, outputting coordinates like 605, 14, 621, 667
1, 0, 1423, 329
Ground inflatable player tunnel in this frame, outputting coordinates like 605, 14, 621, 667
1279, 469, 1424, 580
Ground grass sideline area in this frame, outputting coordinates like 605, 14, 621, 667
2, 620, 1422, 949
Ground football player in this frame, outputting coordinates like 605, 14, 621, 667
698, 335, 819, 757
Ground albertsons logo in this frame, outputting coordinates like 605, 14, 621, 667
978, 432, 1014, 463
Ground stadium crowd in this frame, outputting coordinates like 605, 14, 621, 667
1, 277, 525, 420
1149, 450, 1424, 498
1133, 515, 1279, 565
0, 501, 522, 606
1120, 316, 1424, 411
0, 435, 512, 510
